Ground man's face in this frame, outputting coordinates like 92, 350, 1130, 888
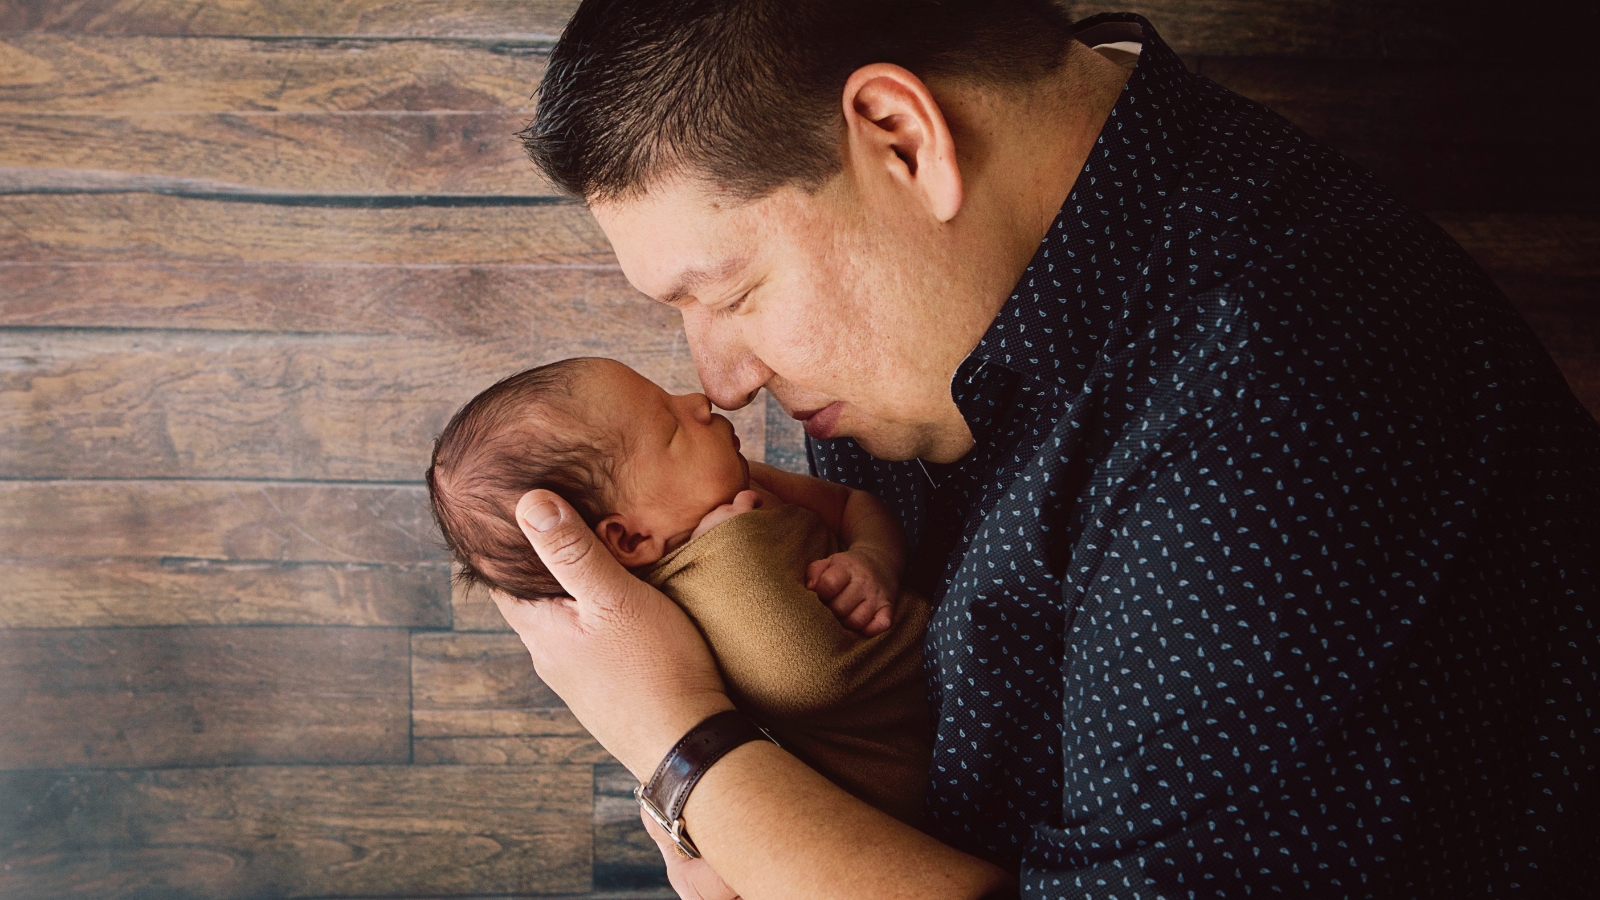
592, 174, 972, 462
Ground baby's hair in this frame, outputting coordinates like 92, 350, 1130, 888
427, 358, 619, 600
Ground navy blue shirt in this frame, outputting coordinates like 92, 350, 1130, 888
811, 15, 1600, 897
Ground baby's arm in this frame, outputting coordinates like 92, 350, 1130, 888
748, 461, 904, 637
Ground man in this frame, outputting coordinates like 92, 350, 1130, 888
495, 1, 1600, 897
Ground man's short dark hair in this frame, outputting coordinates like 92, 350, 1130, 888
521, 0, 1078, 203
426, 358, 618, 601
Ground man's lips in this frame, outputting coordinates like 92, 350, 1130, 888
793, 401, 843, 441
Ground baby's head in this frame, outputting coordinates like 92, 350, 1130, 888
427, 357, 751, 600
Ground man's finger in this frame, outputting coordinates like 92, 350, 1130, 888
515, 489, 636, 611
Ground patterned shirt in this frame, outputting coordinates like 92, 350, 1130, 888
810, 14, 1600, 898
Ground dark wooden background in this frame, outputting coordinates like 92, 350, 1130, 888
1, 1, 1595, 897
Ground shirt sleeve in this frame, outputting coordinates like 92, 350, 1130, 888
1019, 387, 1493, 897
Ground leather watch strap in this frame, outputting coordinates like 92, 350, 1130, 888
635, 709, 774, 858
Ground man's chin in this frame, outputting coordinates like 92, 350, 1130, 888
837, 426, 928, 463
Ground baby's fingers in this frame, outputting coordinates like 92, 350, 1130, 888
809, 559, 854, 600
861, 602, 894, 637
840, 590, 885, 632
824, 580, 868, 619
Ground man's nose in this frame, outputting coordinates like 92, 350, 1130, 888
682, 310, 770, 410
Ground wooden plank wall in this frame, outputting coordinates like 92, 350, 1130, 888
1, 2, 1595, 898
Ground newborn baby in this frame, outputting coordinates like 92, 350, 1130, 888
426, 357, 933, 823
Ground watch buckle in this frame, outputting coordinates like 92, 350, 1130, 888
635, 784, 701, 859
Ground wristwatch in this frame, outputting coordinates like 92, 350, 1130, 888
634, 709, 778, 858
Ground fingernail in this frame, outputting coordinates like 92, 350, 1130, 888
525, 502, 560, 532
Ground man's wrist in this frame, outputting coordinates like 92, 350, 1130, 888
625, 692, 737, 780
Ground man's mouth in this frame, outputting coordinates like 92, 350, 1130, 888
793, 402, 843, 441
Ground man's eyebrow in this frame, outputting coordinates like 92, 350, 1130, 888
657, 257, 748, 306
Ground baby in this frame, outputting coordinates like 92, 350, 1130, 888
426, 357, 932, 824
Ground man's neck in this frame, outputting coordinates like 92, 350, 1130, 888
916, 45, 1132, 464
961, 44, 1133, 281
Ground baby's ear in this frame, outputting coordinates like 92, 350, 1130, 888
595, 513, 666, 567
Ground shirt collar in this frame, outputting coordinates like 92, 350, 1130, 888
952, 14, 1200, 430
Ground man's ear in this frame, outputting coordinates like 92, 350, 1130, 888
840, 63, 964, 223
595, 513, 667, 567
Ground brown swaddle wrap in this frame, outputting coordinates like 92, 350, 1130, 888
637, 502, 934, 824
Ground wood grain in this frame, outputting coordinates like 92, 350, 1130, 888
0, 481, 441, 563
1494, 277, 1600, 360
411, 631, 611, 765
0, 558, 448, 628
593, 763, 670, 891
0, 626, 410, 768
0, 35, 544, 113
1199, 59, 1598, 211
5, 1, 1552, 58
1435, 213, 1600, 279
0, 329, 702, 480
0, 263, 654, 337
0, 0, 583, 38
0, 194, 611, 265
1071, 0, 1381, 57
0, 764, 592, 898
452, 573, 515, 632
1068, 1, 1536, 58
0, 112, 551, 195
1554, 357, 1600, 421
412, 631, 560, 710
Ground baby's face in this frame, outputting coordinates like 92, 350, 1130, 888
581, 360, 751, 552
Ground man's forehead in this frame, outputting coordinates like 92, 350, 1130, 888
591, 189, 756, 303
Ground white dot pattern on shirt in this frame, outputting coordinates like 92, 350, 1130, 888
812, 14, 1600, 898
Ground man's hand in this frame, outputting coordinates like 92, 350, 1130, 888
805, 547, 897, 636
640, 809, 741, 900
492, 489, 734, 780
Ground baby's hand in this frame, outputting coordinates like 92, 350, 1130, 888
806, 548, 897, 637
690, 489, 763, 542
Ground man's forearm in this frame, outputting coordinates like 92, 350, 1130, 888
683, 740, 1012, 900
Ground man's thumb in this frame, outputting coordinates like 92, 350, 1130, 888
515, 489, 628, 605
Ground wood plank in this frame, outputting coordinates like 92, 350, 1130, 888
0, 0, 582, 38
0, 112, 551, 195
1198, 59, 1598, 212
1550, 355, 1600, 422
0, 481, 440, 563
413, 631, 560, 710
0, 328, 730, 480
453, 572, 516, 632
1198, 59, 1592, 148
1069, 1, 1521, 58
0, 194, 611, 265
0, 35, 544, 113
1071, 0, 1381, 57
1495, 277, 1600, 360
1434, 213, 1600, 279
0, 558, 448, 628
2, 1, 1535, 58
411, 631, 612, 766
763, 387, 809, 475
0, 626, 410, 768
0, 764, 592, 898
0, 264, 652, 337
593, 763, 670, 891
